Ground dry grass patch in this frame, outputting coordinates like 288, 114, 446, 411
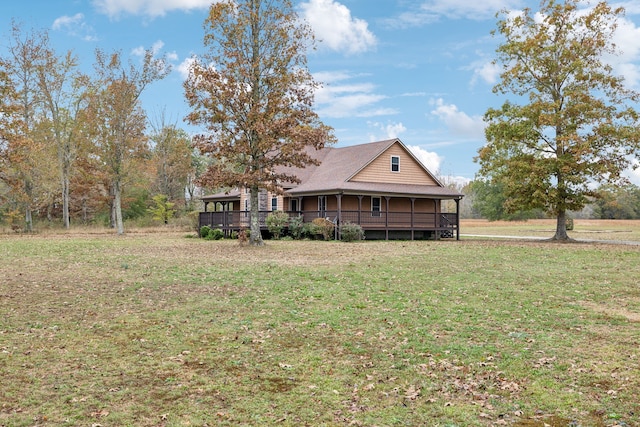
462, 218, 640, 242
580, 301, 640, 323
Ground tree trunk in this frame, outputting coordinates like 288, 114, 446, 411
24, 180, 33, 232
25, 207, 33, 233
109, 184, 116, 228
82, 197, 88, 224
62, 174, 70, 229
553, 210, 570, 241
249, 186, 264, 246
113, 179, 125, 235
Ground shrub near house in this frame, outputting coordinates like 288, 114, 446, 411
266, 210, 290, 239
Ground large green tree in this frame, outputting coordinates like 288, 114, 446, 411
184, 0, 335, 246
477, 0, 640, 240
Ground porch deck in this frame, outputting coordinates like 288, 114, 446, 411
198, 210, 459, 240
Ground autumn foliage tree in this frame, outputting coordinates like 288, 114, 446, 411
184, 0, 335, 246
88, 49, 169, 234
1, 23, 51, 232
2, 24, 89, 230
477, 0, 640, 240
0, 57, 22, 225
37, 45, 88, 229
149, 115, 194, 206
1, 25, 199, 229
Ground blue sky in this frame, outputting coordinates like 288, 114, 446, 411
2, 0, 640, 185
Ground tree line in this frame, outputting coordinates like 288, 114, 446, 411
4, 0, 640, 240
458, 180, 640, 221
1, 0, 334, 245
0, 23, 206, 233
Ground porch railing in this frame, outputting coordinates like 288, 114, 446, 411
199, 210, 458, 233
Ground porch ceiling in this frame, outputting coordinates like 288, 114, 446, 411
201, 188, 241, 203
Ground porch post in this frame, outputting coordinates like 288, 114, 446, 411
410, 198, 415, 241
435, 200, 440, 240
384, 196, 391, 240
456, 198, 461, 241
357, 195, 363, 225
221, 202, 228, 233
203, 201, 209, 212
336, 193, 342, 240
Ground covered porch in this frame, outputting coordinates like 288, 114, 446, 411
199, 192, 461, 240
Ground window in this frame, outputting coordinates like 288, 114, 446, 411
371, 197, 381, 217
318, 196, 326, 217
391, 156, 400, 172
271, 196, 278, 211
244, 199, 249, 211
290, 199, 298, 212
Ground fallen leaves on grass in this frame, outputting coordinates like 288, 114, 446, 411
404, 385, 421, 400
90, 409, 109, 418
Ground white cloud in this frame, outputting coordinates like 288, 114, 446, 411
385, 0, 523, 27
401, 91, 427, 97
177, 56, 198, 80
318, 93, 390, 118
470, 60, 501, 86
131, 46, 145, 57
93, 0, 213, 18
383, 122, 407, 139
430, 98, 486, 139
52, 13, 84, 30
132, 40, 165, 56
314, 71, 394, 118
608, 17, 640, 88
299, 0, 376, 55
625, 160, 640, 186
407, 145, 442, 174
51, 13, 97, 41
166, 51, 179, 62
130, 40, 175, 74
419, 0, 524, 20
614, 2, 640, 15
368, 121, 407, 140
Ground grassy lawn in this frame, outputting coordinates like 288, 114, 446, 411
0, 230, 638, 426
461, 219, 640, 243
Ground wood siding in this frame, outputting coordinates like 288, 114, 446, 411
240, 190, 284, 211
289, 195, 439, 214
350, 143, 438, 185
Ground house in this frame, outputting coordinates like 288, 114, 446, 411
199, 138, 463, 240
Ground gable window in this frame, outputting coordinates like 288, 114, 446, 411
318, 196, 326, 217
371, 197, 381, 217
391, 156, 400, 172
271, 196, 278, 211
